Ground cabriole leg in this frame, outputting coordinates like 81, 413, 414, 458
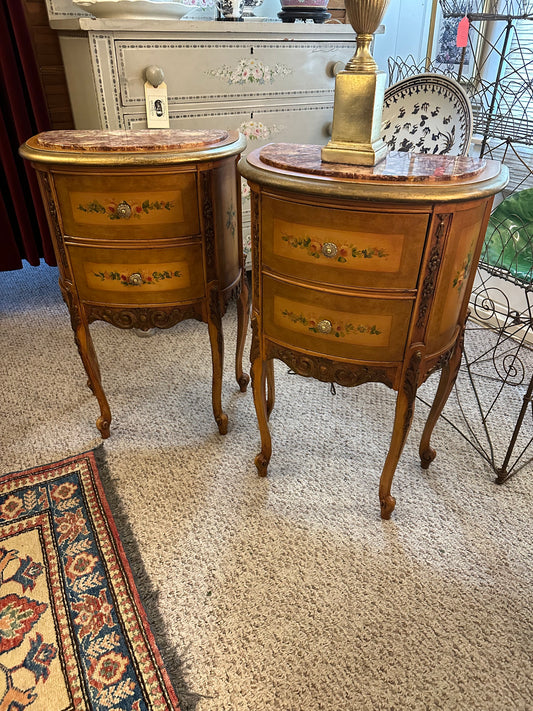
73, 320, 111, 439
236, 270, 250, 393
251, 353, 271, 477
207, 286, 228, 435
419, 335, 464, 470
379, 351, 421, 519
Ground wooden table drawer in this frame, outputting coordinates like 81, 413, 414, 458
262, 274, 414, 362
261, 195, 429, 290
54, 170, 200, 240
68, 242, 205, 305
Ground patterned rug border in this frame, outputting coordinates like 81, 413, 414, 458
0, 447, 195, 710
91, 446, 201, 711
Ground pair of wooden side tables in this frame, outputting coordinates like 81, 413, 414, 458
21, 129, 507, 518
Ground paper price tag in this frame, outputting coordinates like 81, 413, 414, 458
144, 81, 169, 129
456, 16, 470, 48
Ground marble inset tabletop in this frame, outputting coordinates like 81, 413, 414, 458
34, 129, 232, 153
258, 143, 487, 183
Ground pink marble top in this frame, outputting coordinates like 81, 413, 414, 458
258, 144, 487, 182
35, 129, 232, 153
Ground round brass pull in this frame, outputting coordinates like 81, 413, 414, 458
128, 272, 143, 286
317, 319, 333, 334
116, 201, 132, 219
322, 242, 338, 258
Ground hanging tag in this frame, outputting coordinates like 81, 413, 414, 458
456, 16, 470, 48
144, 81, 169, 129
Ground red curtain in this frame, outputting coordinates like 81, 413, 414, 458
0, 0, 55, 271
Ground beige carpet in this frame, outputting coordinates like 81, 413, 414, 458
1, 262, 532, 711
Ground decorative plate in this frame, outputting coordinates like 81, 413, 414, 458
381, 73, 473, 156
482, 187, 533, 284
73, 0, 192, 19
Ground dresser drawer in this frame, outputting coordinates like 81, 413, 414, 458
54, 170, 200, 240
116, 40, 353, 108
261, 196, 429, 290
68, 242, 205, 305
262, 275, 414, 362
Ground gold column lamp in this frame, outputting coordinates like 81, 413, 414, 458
321, 0, 391, 166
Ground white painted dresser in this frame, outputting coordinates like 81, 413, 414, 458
46, 2, 355, 261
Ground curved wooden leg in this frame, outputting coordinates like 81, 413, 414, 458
379, 351, 421, 519
419, 336, 464, 470
251, 356, 271, 477
207, 287, 228, 435
266, 358, 275, 420
235, 271, 250, 393
73, 320, 111, 439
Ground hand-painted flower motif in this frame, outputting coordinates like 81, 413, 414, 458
453, 250, 473, 289
280, 232, 389, 262
239, 120, 281, 141
226, 204, 236, 238
77, 198, 175, 219
93, 269, 182, 286
207, 58, 292, 85
281, 309, 382, 338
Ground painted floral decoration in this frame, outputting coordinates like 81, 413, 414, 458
93, 270, 181, 286
281, 232, 389, 262
77, 198, 175, 219
453, 250, 473, 289
239, 120, 281, 141
281, 309, 382, 338
207, 58, 292, 85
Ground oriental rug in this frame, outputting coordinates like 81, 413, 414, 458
0, 450, 180, 710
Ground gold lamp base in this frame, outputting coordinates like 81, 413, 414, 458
321, 69, 388, 167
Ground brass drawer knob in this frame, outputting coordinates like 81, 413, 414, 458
128, 272, 143, 286
316, 319, 333, 334
116, 201, 132, 219
322, 242, 338, 258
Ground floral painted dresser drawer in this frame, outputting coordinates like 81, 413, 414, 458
239, 143, 508, 520
68, 241, 205, 305
20, 128, 250, 439
260, 194, 429, 290
262, 274, 413, 363
53, 169, 200, 240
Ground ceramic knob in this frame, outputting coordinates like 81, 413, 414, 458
116, 201, 132, 219
317, 319, 333, 334
327, 60, 345, 77
144, 65, 165, 88
128, 272, 143, 286
322, 242, 338, 258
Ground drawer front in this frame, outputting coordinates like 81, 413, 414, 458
54, 170, 199, 240
262, 275, 414, 362
117, 41, 353, 107
124, 103, 335, 148
68, 242, 205, 305
261, 196, 429, 290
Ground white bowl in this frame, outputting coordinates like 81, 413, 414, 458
74, 0, 192, 19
